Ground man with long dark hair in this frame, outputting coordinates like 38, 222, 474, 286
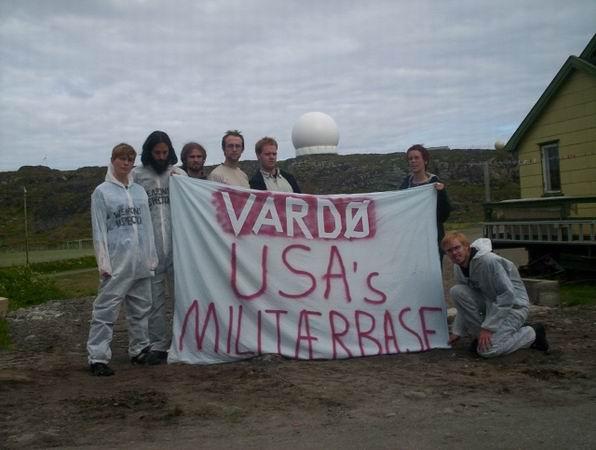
133, 130, 186, 365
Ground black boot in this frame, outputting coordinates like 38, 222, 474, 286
147, 350, 168, 365
530, 323, 549, 352
131, 346, 152, 365
90, 362, 115, 376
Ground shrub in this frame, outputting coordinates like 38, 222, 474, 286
0, 267, 64, 310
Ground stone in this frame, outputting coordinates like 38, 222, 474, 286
0, 297, 8, 318
522, 278, 560, 307
447, 308, 457, 323
403, 390, 427, 400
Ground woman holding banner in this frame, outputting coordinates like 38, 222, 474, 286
400, 144, 452, 264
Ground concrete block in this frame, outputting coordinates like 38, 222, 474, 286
0, 297, 8, 318
522, 279, 560, 307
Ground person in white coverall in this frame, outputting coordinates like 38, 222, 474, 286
442, 232, 549, 358
87, 143, 158, 376
133, 130, 187, 365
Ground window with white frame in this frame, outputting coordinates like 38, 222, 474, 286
541, 142, 561, 193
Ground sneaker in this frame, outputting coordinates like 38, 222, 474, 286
90, 362, 114, 377
147, 350, 168, 365
530, 323, 549, 352
130, 346, 152, 365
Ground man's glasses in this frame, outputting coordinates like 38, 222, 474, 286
445, 245, 463, 254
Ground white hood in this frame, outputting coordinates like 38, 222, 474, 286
105, 163, 134, 187
470, 238, 492, 258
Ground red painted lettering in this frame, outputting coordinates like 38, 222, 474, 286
265, 309, 288, 355
279, 244, 317, 299
213, 189, 376, 240
178, 300, 220, 353
226, 306, 234, 354
230, 243, 268, 300
234, 305, 254, 356
419, 306, 443, 350
355, 310, 382, 356
294, 310, 322, 359
364, 272, 387, 304
329, 310, 353, 359
383, 311, 400, 353
398, 307, 425, 352
323, 245, 352, 302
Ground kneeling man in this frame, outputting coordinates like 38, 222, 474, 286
442, 232, 548, 358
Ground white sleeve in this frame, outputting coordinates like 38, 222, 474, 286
91, 189, 112, 275
141, 191, 158, 271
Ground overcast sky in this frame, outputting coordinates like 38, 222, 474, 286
0, 0, 594, 171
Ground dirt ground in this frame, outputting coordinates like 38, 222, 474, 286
2, 255, 596, 449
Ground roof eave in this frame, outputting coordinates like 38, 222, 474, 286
504, 55, 596, 154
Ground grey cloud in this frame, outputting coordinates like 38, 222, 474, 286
0, 0, 595, 170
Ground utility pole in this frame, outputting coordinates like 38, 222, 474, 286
483, 161, 491, 202
23, 186, 30, 266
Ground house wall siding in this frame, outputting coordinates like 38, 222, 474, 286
517, 70, 596, 208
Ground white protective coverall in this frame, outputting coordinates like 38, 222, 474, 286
87, 164, 158, 364
451, 238, 536, 358
133, 165, 187, 352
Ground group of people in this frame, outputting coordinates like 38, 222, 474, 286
87, 136, 548, 376
400, 145, 548, 358
87, 130, 302, 376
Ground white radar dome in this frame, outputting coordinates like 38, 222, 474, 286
292, 112, 339, 157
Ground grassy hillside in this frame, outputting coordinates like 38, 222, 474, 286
0, 149, 518, 250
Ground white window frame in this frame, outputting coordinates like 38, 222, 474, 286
540, 142, 561, 194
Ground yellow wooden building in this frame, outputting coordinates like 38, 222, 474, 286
484, 34, 596, 270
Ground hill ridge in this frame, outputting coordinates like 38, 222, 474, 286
0, 149, 518, 249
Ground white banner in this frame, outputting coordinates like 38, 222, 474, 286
168, 176, 449, 365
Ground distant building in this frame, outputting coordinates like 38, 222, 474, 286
484, 34, 596, 271
292, 112, 339, 157
427, 146, 450, 151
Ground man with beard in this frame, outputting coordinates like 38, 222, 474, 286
180, 142, 207, 179
207, 130, 250, 188
133, 130, 187, 365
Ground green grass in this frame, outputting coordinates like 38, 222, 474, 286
52, 268, 99, 298
0, 248, 95, 267
560, 282, 596, 306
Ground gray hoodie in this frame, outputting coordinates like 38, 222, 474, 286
453, 238, 529, 332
